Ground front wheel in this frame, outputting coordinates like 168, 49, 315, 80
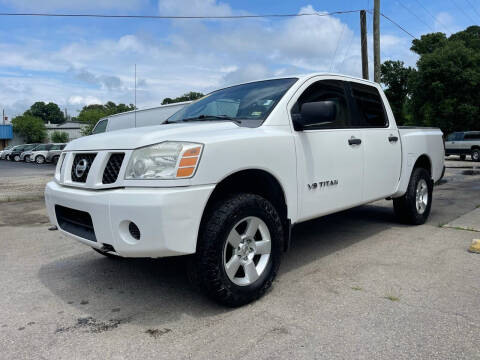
188, 193, 284, 307
472, 149, 480, 162
393, 167, 433, 225
52, 155, 60, 165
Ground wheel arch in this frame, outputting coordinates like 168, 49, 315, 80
198, 168, 291, 251
413, 154, 432, 177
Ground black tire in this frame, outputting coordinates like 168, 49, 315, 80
52, 155, 60, 165
35, 155, 45, 164
460, 154, 466, 161
187, 193, 284, 307
393, 167, 433, 225
92, 247, 121, 259
472, 149, 480, 162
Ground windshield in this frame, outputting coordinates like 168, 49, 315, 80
167, 78, 298, 126
92, 119, 108, 134
23, 144, 37, 151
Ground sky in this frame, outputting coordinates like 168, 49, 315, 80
0, 0, 478, 118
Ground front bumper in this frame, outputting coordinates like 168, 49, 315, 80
45, 181, 214, 258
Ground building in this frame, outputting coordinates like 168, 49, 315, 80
0, 124, 13, 150
45, 121, 87, 141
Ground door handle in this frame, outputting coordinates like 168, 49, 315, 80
388, 135, 399, 143
348, 137, 362, 145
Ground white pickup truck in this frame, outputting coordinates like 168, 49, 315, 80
45, 74, 445, 306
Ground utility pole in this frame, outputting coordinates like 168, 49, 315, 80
360, 10, 369, 80
373, 0, 381, 83
134, 64, 137, 128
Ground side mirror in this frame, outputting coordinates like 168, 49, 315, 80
294, 100, 337, 131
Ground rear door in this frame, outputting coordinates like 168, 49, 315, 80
349, 81, 402, 202
290, 78, 364, 221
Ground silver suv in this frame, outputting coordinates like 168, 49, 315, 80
45, 143, 67, 164
445, 131, 480, 162
27, 143, 55, 164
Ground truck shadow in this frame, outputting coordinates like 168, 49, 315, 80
37, 201, 403, 329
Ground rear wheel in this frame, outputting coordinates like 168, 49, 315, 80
52, 155, 60, 165
460, 154, 466, 161
35, 155, 45, 164
13, 155, 20, 162
472, 149, 480, 162
188, 193, 283, 307
393, 167, 433, 225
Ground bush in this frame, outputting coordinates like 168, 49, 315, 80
51, 131, 69, 143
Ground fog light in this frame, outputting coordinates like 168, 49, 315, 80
128, 222, 140, 240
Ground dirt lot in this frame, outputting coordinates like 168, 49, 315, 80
0, 164, 479, 359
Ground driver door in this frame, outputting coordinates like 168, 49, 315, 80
290, 78, 364, 222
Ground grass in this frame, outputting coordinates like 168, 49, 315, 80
351, 286, 363, 291
384, 295, 400, 302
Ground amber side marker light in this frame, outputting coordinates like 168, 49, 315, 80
176, 146, 202, 178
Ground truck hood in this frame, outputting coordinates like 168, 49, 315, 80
66, 121, 243, 151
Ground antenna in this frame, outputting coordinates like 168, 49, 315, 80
134, 63, 137, 127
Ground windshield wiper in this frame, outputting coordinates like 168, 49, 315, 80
169, 114, 241, 124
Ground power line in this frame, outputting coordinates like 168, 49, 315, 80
413, 0, 451, 34
396, 1, 435, 32
330, 23, 346, 72
378, 11, 418, 39
0, 9, 363, 20
451, 0, 476, 23
463, 0, 480, 19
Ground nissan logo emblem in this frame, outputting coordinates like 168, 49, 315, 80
75, 159, 89, 178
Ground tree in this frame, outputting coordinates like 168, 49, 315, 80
380, 60, 414, 125
11, 115, 47, 143
162, 91, 204, 105
51, 131, 69, 143
381, 26, 480, 134
78, 101, 135, 135
408, 26, 480, 134
25, 101, 65, 124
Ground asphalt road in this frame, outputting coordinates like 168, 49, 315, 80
0, 167, 479, 359
0, 159, 55, 177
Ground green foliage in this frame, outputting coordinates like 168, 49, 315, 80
382, 26, 480, 134
51, 131, 69, 143
162, 91, 204, 105
11, 114, 47, 143
78, 101, 135, 135
25, 101, 65, 124
380, 60, 414, 125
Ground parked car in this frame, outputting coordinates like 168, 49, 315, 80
0, 145, 14, 160
444, 131, 480, 161
91, 102, 191, 134
25, 143, 56, 164
8, 144, 39, 161
45, 74, 445, 306
45, 143, 67, 164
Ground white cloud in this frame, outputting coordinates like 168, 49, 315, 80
0, 0, 147, 11
68, 95, 102, 106
0, 2, 414, 117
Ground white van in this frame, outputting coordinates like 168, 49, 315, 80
91, 102, 191, 134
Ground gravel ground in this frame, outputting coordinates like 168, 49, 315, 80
0, 166, 479, 359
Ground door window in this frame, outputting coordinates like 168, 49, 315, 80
291, 80, 351, 129
350, 82, 388, 127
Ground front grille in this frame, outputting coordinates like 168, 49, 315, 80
102, 153, 125, 184
71, 153, 97, 183
55, 205, 96, 242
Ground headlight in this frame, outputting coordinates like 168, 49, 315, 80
125, 141, 203, 180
